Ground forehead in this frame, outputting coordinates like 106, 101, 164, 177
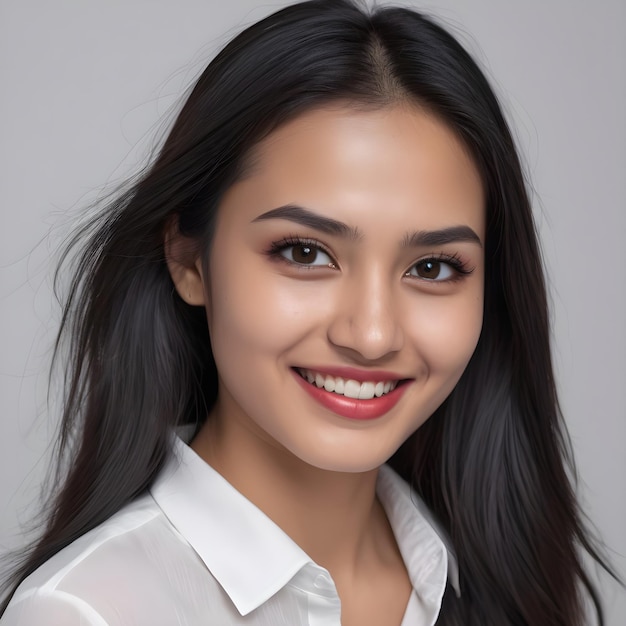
225, 104, 485, 235
245, 103, 480, 180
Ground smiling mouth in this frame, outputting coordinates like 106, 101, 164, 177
296, 368, 401, 400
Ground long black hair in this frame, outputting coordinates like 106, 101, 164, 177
0, 1, 615, 623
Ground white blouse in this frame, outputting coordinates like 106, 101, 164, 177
2, 437, 459, 625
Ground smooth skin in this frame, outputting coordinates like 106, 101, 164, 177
167, 103, 485, 626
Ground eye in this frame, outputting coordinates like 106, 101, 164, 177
279, 242, 336, 267
405, 259, 457, 281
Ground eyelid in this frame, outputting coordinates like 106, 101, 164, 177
266, 238, 475, 280
267, 236, 339, 269
404, 252, 475, 283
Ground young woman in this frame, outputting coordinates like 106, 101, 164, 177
0, 1, 615, 624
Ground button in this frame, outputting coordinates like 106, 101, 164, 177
314, 573, 331, 589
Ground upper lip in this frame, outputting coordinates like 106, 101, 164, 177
294, 366, 408, 383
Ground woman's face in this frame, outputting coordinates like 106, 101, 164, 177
197, 104, 484, 472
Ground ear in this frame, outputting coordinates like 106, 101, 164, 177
164, 218, 206, 306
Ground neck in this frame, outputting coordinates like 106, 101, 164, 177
191, 408, 390, 576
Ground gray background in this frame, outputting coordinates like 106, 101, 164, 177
1, 0, 624, 622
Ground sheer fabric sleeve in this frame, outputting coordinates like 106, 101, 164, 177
1, 589, 109, 626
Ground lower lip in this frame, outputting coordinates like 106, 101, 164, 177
293, 370, 409, 420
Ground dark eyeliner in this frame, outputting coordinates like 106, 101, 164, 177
407, 252, 475, 282
265, 235, 337, 268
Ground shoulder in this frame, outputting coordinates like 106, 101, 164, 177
2, 588, 109, 626
2, 493, 205, 625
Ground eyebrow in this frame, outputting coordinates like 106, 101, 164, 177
252, 204, 482, 248
402, 226, 482, 248
252, 204, 361, 240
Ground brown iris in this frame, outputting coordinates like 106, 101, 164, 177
292, 245, 318, 264
415, 260, 441, 279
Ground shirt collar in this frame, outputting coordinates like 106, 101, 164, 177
150, 436, 311, 616
377, 464, 460, 598
150, 436, 459, 617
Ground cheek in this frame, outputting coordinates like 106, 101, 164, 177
205, 253, 326, 359
408, 291, 484, 378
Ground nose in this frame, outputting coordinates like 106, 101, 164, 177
326, 268, 404, 361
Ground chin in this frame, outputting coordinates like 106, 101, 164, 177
283, 435, 413, 475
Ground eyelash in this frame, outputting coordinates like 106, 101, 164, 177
405, 252, 475, 283
266, 236, 474, 282
266, 236, 337, 269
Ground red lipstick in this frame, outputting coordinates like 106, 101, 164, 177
292, 368, 409, 420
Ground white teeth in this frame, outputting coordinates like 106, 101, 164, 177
299, 369, 399, 400
358, 382, 376, 400
344, 379, 361, 399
